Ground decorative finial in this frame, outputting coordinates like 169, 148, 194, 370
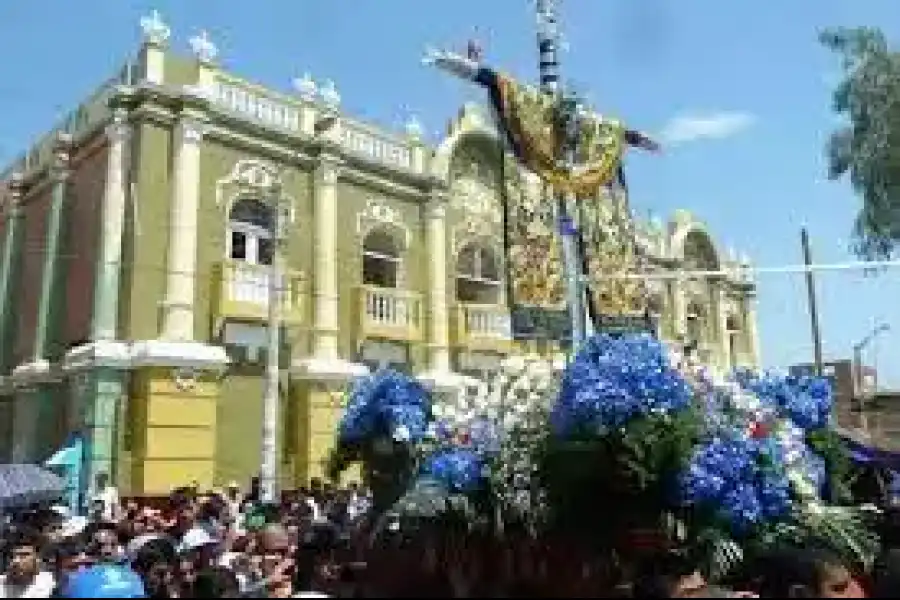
292, 73, 317, 101
466, 26, 484, 63
189, 30, 218, 64
140, 10, 170, 47
405, 115, 424, 141
319, 80, 341, 111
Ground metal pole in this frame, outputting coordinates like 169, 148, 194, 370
260, 181, 284, 505
536, 0, 586, 351
853, 342, 863, 403
800, 227, 824, 376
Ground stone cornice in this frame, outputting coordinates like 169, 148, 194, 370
206, 122, 316, 169
337, 165, 429, 203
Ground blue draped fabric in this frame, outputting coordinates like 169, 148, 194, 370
841, 435, 900, 470
44, 434, 83, 514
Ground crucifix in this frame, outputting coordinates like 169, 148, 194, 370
424, 0, 659, 351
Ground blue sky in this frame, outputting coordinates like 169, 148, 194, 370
2, 1, 899, 383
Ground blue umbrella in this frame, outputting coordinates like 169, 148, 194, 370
0, 464, 66, 509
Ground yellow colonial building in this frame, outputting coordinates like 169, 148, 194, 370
0, 13, 759, 496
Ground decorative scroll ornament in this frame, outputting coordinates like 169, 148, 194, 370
173, 368, 199, 392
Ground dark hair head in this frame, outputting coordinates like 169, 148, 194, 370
630, 549, 700, 597
7, 527, 44, 553
746, 547, 845, 597
194, 566, 240, 598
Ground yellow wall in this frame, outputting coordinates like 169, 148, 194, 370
123, 123, 172, 341
128, 367, 220, 495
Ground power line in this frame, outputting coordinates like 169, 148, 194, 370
6, 246, 900, 285
589, 258, 900, 282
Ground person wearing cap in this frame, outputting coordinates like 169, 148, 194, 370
59, 564, 145, 598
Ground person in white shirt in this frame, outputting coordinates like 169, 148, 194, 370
0, 528, 55, 598
89, 472, 120, 522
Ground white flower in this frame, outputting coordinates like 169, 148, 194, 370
393, 425, 411, 442
788, 470, 817, 499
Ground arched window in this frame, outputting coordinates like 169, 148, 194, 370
228, 198, 275, 266
456, 243, 501, 304
362, 228, 402, 288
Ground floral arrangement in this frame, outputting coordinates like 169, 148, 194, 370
538, 333, 700, 544
328, 369, 432, 513
329, 334, 877, 571
679, 366, 876, 573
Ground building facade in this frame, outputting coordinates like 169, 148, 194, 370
0, 13, 760, 495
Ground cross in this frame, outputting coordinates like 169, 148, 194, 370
466, 26, 484, 62
140, 10, 170, 46
189, 30, 218, 64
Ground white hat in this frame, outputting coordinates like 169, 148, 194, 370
178, 527, 218, 554
59, 516, 88, 539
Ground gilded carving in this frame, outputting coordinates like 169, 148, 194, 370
505, 167, 565, 307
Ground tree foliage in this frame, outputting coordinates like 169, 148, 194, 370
820, 27, 900, 258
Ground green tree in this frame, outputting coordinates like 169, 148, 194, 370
820, 27, 900, 258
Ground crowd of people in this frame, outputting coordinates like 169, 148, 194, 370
3, 473, 900, 598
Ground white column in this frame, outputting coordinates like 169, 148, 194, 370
92, 108, 130, 340
161, 115, 205, 341
671, 277, 687, 340
311, 156, 342, 360
425, 192, 451, 372
743, 294, 761, 367
714, 283, 730, 371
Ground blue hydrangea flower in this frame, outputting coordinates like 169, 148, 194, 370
732, 369, 832, 431
420, 448, 486, 493
338, 369, 431, 445
552, 333, 693, 436
680, 435, 793, 533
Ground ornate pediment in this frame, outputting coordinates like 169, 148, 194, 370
216, 159, 296, 223
357, 196, 410, 248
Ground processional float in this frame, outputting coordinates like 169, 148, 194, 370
423, 0, 660, 351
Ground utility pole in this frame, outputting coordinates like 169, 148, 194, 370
536, 0, 587, 352
260, 180, 285, 505
800, 227, 824, 376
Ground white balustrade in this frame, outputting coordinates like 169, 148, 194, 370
340, 121, 413, 170
212, 77, 301, 132
221, 262, 304, 316
360, 286, 421, 332
461, 304, 511, 339
228, 263, 272, 305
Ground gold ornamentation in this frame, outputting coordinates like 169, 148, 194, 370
494, 73, 626, 195
505, 167, 565, 307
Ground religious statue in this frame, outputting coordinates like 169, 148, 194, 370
424, 45, 658, 318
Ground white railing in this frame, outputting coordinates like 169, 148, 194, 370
220, 262, 305, 316
459, 304, 512, 340
359, 286, 421, 333
340, 120, 413, 170
227, 263, 271, 305
212, 75, 302, 133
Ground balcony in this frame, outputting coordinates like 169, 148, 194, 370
455, 303, 513, 352
214, 261, 306, 325
357, 286, 423, 342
